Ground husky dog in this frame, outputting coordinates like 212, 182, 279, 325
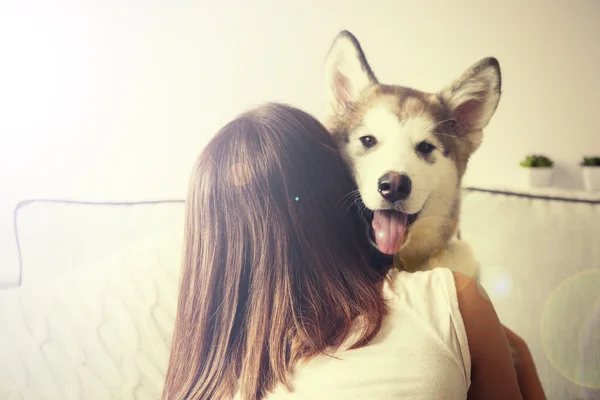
323, 31, 502, 277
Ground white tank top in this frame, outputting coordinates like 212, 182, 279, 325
238, 267, 471, 400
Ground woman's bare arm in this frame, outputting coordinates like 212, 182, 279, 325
503, 325, 546, 400
452, 271, 523, 400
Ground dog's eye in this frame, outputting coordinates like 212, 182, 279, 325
359, 135, 377, 148
416, 141, 436, 155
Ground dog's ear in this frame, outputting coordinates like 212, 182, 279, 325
324, 31, 378, 124
439, 57, 502, 135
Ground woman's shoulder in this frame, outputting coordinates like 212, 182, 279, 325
386, 267, 457, 298
386, 267, 479, 299
384, 267, 469, 337
382, 267, 473, 388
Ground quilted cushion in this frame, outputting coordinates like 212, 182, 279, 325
0, 224, 183, 400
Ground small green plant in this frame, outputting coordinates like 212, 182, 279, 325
581, 156, 600, 166
520, 154, 554, 168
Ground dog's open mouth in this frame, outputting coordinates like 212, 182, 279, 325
365, 210, 419, 255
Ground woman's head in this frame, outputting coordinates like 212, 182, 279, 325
163, 103, 388, 400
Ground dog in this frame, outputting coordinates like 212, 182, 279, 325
322, 30, 502, 280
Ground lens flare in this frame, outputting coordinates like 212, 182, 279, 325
541, 270, 600, 389
479, 265, 513, 302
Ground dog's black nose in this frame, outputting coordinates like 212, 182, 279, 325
377, 172, 411, 203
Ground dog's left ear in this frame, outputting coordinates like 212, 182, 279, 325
439, 57, 502, 135
324, 31, 378, 126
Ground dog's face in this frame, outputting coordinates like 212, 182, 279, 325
323, 31, 501, 255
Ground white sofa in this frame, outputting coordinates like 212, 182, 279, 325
0, 201, 185, 399
460, 186, 600, 400
0, 187, 599, 399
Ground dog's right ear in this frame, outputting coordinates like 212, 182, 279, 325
324, 31, 378, 125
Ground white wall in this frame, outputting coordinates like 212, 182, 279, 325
1, 0, 600, 275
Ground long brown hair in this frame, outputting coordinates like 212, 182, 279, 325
163, 103, 389, 400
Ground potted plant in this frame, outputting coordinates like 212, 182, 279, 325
519, 154, 554, 187
581, 156, 600, 192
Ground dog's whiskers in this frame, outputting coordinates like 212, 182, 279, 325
339, 189, 363, 216
340, 189, 360, 203
339, 191, 360, 208
432, 131, 457, 139
428, 118, 455, 132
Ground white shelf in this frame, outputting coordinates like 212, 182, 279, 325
462, 184, 600, 202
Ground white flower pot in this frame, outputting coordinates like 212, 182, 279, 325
582, 166, 600, 192
522, 167, 553, 188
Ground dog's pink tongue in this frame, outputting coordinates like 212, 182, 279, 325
372, 210, 408, 255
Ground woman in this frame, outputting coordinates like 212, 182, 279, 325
163, 103, 543, 400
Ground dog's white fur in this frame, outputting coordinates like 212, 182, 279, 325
351, 103, 457, 216
323, 31, 501, 277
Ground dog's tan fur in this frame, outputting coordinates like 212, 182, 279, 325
323, 31, 501, 277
